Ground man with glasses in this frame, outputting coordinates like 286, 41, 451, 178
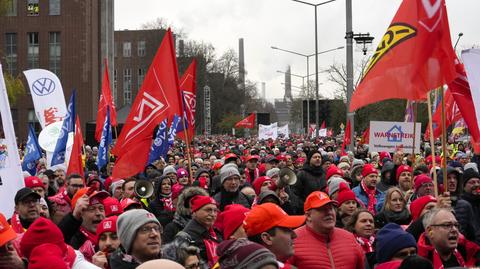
110, 209, 162, 268
418, 208, 480, 268
213, 164, 252, 211
10, 187, 41, 233
175, 195, 221, 268
408, 174, 435, 205
49, 173, 85, 224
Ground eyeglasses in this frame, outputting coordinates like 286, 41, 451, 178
393, 250, 416, 259
185, 263, 200, 269
138, 224, 162, 235
201, 207, 219, 215
430, 222, 459, 230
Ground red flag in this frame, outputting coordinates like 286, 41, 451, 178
177, 60, 197, 141
350, 0, 457, 111
361, 127, 370, 144
320, 121, 326, 129
340, 120, 351, 155
424, 89, 460, 140
235, 113, 256, 129
67, 116, 84, 177
112, 29, 182, 179
95, 59, 118, 142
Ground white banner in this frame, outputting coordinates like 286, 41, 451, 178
462, 49, 480, 132
278, 124, 289, 138
369, 121, 421, 153
310, 128, 327, 138
0, 64, 25, 217
23, 69, 67, 129
258, 122, 278, 140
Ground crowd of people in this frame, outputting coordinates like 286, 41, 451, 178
2, 134, 480, 269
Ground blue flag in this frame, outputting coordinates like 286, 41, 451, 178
168, 115, 181, 147
96, 107, 112, 170
175, 91, 188, 133
51, 90, 76, 166
22, 124, 42, 175
148, 119, 168, 164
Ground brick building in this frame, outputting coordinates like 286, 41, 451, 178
0, 0, 114, 141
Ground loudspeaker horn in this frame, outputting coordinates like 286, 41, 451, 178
134, 180, 154, 199
277, 168, 297, 189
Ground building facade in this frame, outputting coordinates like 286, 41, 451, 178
0, 0, 114, 141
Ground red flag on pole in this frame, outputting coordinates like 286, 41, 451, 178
424, 89, 460, 140
320, 121, 326, 129
341, 120, 351, 155
67, 116, 84, 177
95, 59, 117, 142
235, 113, 256, 129
350, 0, 457, 111
361, 127, 370, 144
112, 29, 182, 179
177, 59, 197, 141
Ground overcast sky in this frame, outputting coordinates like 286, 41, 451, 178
115, 0, 479, 100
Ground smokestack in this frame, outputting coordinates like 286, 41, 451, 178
178, 39, 185, 57
239, 38, 245, 90
284, 66, 292, 101
262, 82, 266, 100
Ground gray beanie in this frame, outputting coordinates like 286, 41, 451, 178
327, 177, 349, 196
163, 165, 177, 176
117, 209, 160, 253
464, 162, 478, 173
352, 158, 364, 168
266, 168, 280, 178
220, 163, 240, 184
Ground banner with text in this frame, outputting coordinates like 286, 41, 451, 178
278, 124, 289, 138
369, 121, 421, 153
258, 122, 278, 140
24, 69, 67, 129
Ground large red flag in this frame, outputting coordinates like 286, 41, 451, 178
112, 29, 182, 179
67, 116, 84, 177
177, 59, 197, 141
350, 0, 457, 111
424, 89, 460, 140
95, 59, 118, 142
235, 113, 256, 129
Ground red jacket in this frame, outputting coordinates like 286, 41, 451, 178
289, 225, 364, 269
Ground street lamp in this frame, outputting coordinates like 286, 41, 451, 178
454, 32, 464, 51
271, 45, 344, 133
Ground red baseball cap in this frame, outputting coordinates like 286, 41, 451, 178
120, 198, 142, 211
0, 213, 17, 247
243, 203, 305, 237
245, 155, 259, 162
304, 191, 338, 212
225, 153, 238, 162
71, 187, 109, 209
24, 176, 45, 190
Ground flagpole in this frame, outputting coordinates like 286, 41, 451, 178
427, 92, 439, 198
411, 101, 417, 161
182, 118, 194, 184
440, 87, 448, 193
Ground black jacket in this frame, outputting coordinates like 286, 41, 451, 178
374, 209, 411, 229
292, 163, 326, 202
109, 248, 140, 269
175, 219, 222, 263
213, 188, 252, 211
458, 192, 480, 244
57, 212, 84, 248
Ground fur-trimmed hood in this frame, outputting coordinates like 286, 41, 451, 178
176, 186, 209, 217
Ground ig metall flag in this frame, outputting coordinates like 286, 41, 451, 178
22, 124, 42, 176
148, 119, 168, 164
167, 115, 181, 147
51, 90, 76, 166
97, 107, 112, 170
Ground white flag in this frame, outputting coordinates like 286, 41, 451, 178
258, 122, 278, 140
23, 69, 67, 129
278, 124, 289, 138
0, 64, 25, 217
462, 49, 480, 132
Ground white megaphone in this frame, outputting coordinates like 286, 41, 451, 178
277, 168, 297, 189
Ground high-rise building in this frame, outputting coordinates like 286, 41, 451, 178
0, 0, 114, 140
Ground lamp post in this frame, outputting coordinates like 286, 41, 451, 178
271, 45, 343, 134
454, 32, 464, 51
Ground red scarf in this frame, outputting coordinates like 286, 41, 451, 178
10, 213, 26, 233
204, 228, 219, 268
418, 233, 466, 269
355, 235, 375, 254
79, 226, 97, 262
65, 245, 77, 268
160, 195, 174, 212
431, 249, 466, 269
360, 180, 377, 214
245, 168, 259, 184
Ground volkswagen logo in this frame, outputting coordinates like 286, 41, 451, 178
32, 78, 55, 96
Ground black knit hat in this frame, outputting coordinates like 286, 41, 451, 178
463, 168, 480, 187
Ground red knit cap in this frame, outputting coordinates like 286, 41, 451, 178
326, 165, 344, 180
396, 165, 413, 181
218, 204, 249, 239
361, 164, 378, 177
190, 195, 217, 213
102, 197, 123, 217
409, 195, 437, 221
20, 217, 66, 259
171, 183, 184, 200
336, 182, 357, 206
28, 243, 69, 269
252, 176, 277, 196
24, 176, 45, 190
414, 174, 433, 191
96, 216, 118, 244
379, 152, 391, 163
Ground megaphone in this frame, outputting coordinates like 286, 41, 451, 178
277, 168, 297, 189
134, 180, 154, 199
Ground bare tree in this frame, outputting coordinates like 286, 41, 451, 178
140, 18, 187, 38
210, 49, 239, 82
326, 58, 369, 100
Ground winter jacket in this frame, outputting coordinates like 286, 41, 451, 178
352, 185, 385, 213
108, 248, 140, 269
57, 212, 84, 248
459, 192, 480, 244
454, 198, 478, 243
406, 214, 425, 241
374, 209, 411, 229
289, 225, 364, 269
148, 177, 175, 228
417, 232, 480, 268
162, 186, 209, 243
213, 188, 252, 211
376, 162, 396, 193
292, 163, 326, 202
